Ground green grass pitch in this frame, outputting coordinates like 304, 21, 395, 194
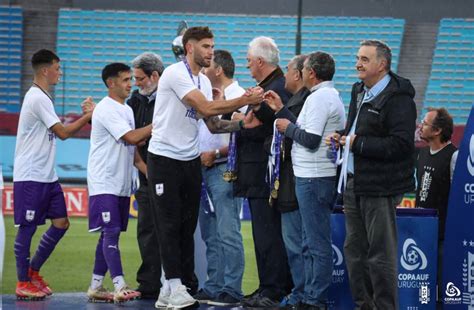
2, 216, 258, 295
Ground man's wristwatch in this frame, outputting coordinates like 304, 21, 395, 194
215, 149, 221, 159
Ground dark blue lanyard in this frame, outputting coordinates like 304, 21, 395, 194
182, 57, 201, 90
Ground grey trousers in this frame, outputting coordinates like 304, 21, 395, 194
343, 177, 402, 310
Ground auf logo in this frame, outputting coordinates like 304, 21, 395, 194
467, 135, 474, 177
332, 244, 343, 266
401, 238, 428, 271
445, 282, 461, 297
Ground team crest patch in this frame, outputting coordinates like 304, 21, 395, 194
102, 212, 111, 223
156, 183, 164, 196
25, 210, 35, 222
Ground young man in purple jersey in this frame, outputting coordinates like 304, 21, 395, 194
13, 49, 95, 300
86, 62, 151, 304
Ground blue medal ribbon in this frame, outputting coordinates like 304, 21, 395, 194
225, 131, 238, 180
268, 120, 283, 200
200, 180, 215, 214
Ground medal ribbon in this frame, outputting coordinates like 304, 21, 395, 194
268, 120, 282, 192
182, 57, 200, 90
200, 180, 215, 214
337, 135, 351, 194
225, 131, 238, 178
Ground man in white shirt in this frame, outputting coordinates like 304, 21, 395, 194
194, 50, 246, 306
86, 63, 151, 304
147, 26, 263, 309
13, 49, 94, 301
265, 51, 346, 309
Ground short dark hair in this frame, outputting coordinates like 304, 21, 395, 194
428, 107, 454, 143
360, 39, 392, 71
182, 26, 214, 55
213, 50, 235, 79
305, 51, 335, 81
291, 54, 307, 79
101, 62, 131, 87
31, 49, 60, 70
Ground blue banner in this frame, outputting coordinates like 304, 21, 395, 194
329, 209, 438, 309
442, 106, 474, 308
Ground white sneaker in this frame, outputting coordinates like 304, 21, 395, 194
168, 285, 196, 309
155, 289, 171, 308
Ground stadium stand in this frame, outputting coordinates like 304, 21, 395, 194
0, 5, 22, 112
300, 16, 404, 106
55, 9, 404, 113
424, 18, 474, 124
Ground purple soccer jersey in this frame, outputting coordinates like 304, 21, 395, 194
13, 181, 67, 226
88, 194, 130, 232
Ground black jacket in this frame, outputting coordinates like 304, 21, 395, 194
269, 87, 310, 212
233, 67, 292, 198
126, 89, 155, 186
344, 72, 417, 196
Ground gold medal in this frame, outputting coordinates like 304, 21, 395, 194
274, 179, 280, 190
223, 171, 232, 182
231, 172, 238, 181
271, 189, 278, 199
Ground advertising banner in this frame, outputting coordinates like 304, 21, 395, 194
442, 107, 474, 309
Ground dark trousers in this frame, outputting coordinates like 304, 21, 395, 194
343, 177, 402, 310
147, 152, 201, 293
135, 184, 162, 293
248, 197, 292, 300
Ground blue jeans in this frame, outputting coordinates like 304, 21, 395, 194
199, 163, 244, 299
281, 209, 305, 305
295, 176, 336, 307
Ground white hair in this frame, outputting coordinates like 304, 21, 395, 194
248, 36, 280, 66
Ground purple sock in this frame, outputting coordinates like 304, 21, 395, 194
30, 225, 67, 271
102, 227, 123, 278
14, 225, 37, 281
93, 232, 108, 276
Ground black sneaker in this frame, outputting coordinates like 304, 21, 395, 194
242, 292, 280, 308
135, 287, 158, 299
208, 292, 241, 306
192, 289, 213, 304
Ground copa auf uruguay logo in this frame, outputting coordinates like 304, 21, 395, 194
332, 244, 343, 266
467, 135, 474, 177
332, 244, 345, 283
445, 282, 461, 297
401, 238, 428, 271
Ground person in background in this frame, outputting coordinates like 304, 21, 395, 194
416, 107, 458, 302
127, 52, 165, 300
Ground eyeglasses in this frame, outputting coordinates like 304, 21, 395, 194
421, 120, 435, 128
133, 76, 147, 82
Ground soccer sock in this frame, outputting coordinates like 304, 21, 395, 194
169, 278, 183, 294
30, 225, 67, 271
91, 274, 105, 290
93, 232, 108, 276
112, 275, 126, 291
102, 227, 123, 280
14, 225, 37, 282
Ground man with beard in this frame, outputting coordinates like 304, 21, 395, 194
147, 26, 264, 309
127, 52, 164, 299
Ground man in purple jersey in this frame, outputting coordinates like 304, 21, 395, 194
86, 63, 151, 304
13, 49, 94, 300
